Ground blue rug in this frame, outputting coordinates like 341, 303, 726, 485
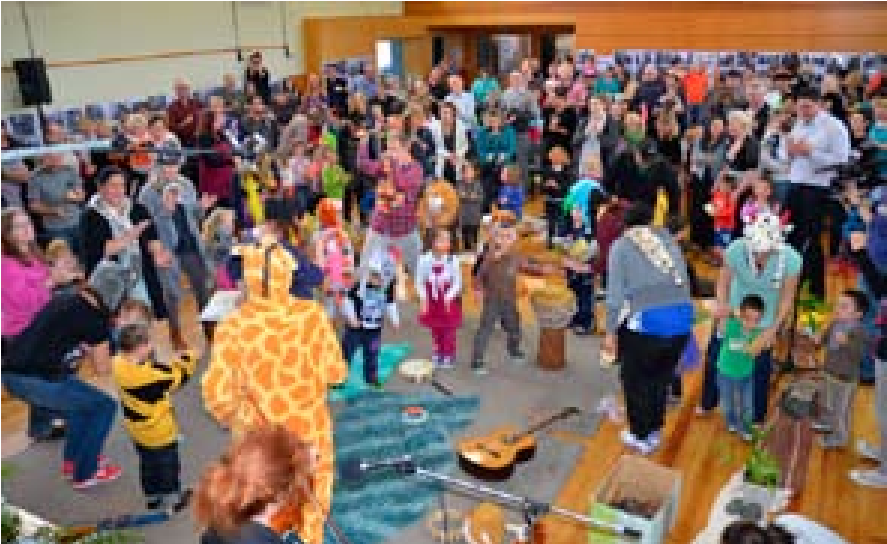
323, 392, 481, 544
328, 343, 413, 402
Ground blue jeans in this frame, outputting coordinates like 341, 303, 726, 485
858, 275, 878, 383
2, 373, 117, 482
342, 327, 382, 383
568, 273, 595, 329
701, 333, 773, 423
717, 371, 754, 431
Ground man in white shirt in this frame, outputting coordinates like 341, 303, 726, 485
445, 74, 476, 130
786, 86, 850, 299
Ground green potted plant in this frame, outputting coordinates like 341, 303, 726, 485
740, 423, 782, 513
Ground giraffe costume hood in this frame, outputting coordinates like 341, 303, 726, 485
201, 235, 348, 544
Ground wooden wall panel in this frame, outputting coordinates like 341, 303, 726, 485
404, 1, 887, 51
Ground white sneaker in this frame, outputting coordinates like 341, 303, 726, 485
727, 425, 738, 434
856, 439, 882, 462
849, 468, 887, 489
620, 429, 653, 455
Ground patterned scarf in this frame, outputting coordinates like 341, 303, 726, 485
87, 193, 141, 282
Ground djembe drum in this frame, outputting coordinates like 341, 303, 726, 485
530, 284, 576, 370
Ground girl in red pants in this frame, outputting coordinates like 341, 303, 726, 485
416, 229, 463, 369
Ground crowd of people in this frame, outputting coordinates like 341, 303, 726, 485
2, 48, 887, 543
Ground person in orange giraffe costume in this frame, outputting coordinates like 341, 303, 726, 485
201, 234, 348, 544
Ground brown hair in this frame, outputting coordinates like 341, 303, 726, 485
117, 322, 153, 353
1, 208, 43, 265
195, 424, 315, 536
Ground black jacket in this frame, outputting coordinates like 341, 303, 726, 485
201, 522, 293, 544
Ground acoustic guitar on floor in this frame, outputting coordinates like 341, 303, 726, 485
456, 407, 581, 481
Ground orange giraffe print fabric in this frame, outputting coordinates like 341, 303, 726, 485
201, 236, 348, 544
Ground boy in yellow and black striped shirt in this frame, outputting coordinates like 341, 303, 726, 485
112, 322, 196, 511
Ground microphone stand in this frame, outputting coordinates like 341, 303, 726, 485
388, 457, 642, 542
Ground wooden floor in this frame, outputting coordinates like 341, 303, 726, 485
3, 208, 887, 543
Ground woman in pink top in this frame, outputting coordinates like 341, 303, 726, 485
1, 208, 51, 338
1, 207, 65, 441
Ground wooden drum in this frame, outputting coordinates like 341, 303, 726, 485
530, 284, 576, 371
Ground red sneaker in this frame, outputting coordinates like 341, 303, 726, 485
63, 455, 110, 480
72, 464, 122, 490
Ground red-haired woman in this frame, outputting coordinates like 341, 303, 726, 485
195, 424, 316, 544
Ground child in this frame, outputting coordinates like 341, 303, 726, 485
321, 146, 350, 201
541, 146, 573, 248
45, 238, 85, 295
560, 205, 598, 335
739, 172, 783, 226
416, 229, 462, 369
457, 161, 485, 255
112, 322, 195, 511
202, 208, 236, 290
705, 173, 738, 256
497, 164, 525, 220
471, 211, 549, 374
810, 289, 870, 448
314, 197, 356, 318
341, 247, 400, 386
717, 294, 765, 440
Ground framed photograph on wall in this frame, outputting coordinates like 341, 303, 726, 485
5, 112, 42, 145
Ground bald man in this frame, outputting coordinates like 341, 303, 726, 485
166, 79, 201, 147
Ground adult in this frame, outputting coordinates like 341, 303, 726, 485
690, 117, 729, 251
471, 66, 501, 110
698, 212, 802, 423
746, 78, 772, 140
574, 95, 607, 172
445, 74, 476, 129
785, 86, 850, 300
81, 167, 166, 322
28, 151, 85, 254
325, 65, 350, 117
241, 96, 279, 152
196, 424, 316, 544
603, 203, 694, 455
202, 237, 348, 544
475, 109, 517, 211
631, 64, 666, 123
1, 125, 32, 209
599, 96, 628, 176
427, 65, 449, 118
244, 51, 271, 104
821, 73, 848, 128
301, 73, 326, 117
430, 101, 470, 183
141, 178, 214, 350
349, 64, 379, 100
608, 138, 680, 214
405, 103, 437, 180
358, 133, 424, 276
682, 64, 710, 128
501, 71, 540, 186
725, 109, 761, 174
219, 73, 244, 112
166, 78, 201, 148
541, 88, 578, 166
0, 208, 72, 441
145, 114, 183, 172
196, 110, 237, 209
2, 278, 122, 488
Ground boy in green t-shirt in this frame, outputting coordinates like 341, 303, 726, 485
717, 294, 765, 440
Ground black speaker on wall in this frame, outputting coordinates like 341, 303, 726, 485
13, 58, 52, 106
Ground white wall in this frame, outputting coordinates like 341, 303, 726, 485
1, 1, 402, 112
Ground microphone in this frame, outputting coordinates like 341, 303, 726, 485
339, 455, 415, 482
